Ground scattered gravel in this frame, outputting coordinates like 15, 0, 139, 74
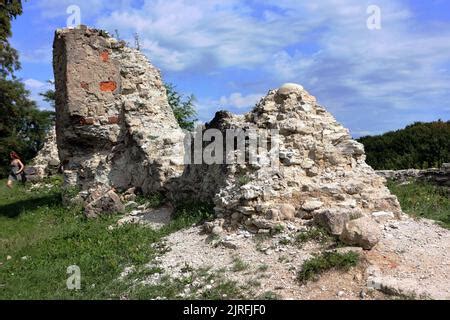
120, 215, 450, 300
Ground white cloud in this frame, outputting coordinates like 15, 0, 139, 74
219, 93, 264, 109
24, 79, 54, 110
24, 78, 47, 89
20, 46, 52, 64
95, 0, 317, 72
25, 0, 450, 133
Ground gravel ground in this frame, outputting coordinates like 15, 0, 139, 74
366, 217, 450, 299
120, 211, 449, 300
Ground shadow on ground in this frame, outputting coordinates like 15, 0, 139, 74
0, 193, 61, 218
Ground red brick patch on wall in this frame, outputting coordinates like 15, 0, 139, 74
100, 50, 109, 62
108, 116, 119, 124
80, 117, 95, 125
100, 81, 117, 92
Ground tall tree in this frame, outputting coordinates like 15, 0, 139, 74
39, 80, 56, 109
0, 0, 53, 177
0, 0, 23, 77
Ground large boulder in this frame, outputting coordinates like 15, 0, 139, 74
340, 216, 382, 249
84, 188, 125, 218
314, 209, 351, 236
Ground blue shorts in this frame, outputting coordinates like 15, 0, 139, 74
8, 172, 23, 182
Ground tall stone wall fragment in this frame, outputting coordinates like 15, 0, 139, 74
53, 26, 185, 204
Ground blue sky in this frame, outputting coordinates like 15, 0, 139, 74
11, 0, 450, 137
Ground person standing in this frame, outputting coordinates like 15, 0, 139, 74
7, 151, 25, 188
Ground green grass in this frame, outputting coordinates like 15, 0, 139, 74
297, 251, 360, 284
231, 257, 249, 272
0, 178, 214, 299
295, 227, 334, 247
135, 193, 164, 208
388, 181, 450, 229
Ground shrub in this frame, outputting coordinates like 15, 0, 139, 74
297, 251, 360, 284
295, 227, 333, 247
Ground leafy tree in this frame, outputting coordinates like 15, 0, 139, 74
39, 80, 56, 108
0, 0, 23, 77
358, 120, 450, 170
0, 0, 54, 177
165, 83, 198, 131
0, 80, 54, 177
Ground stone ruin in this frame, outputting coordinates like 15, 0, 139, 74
377, 164, 450, 187
25, 126, 60, 182
53, 26, 185, 216
52, 27, 403, 249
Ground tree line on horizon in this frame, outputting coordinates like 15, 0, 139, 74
358, 120, 450, 170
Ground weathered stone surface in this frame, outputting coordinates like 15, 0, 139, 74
117, 204, 174, 230
27, 127, 60, 181
53, 27, 185, 215
85, 188, 125, 218
302, 200, 324, 212
278, 204, 296, 221
377, 165, 450, 187
340, 216, 381, 249
314, 209, 350, 235
371, 211, 395, 223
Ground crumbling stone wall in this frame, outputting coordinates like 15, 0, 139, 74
26, 127, 60, 182
53, 26, 185, 212
172, 84, 402, 249
377, 164, 450, 186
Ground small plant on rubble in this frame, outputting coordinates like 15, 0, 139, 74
237, 175, 251, 186
297, 251, 360, 284
231, 257, 249, 272
295, 226, 334, 247
272, 224, 285, 234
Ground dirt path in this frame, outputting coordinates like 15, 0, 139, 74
149, 215, 449, 300
366, 217, 450, 299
